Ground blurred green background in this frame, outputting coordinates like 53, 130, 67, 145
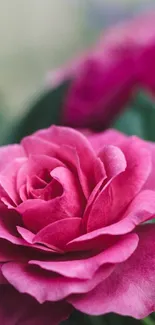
0, 0, 155, 122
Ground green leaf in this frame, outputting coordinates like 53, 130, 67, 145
61, 312, 142, 325
113, 107, 145, 138
104, 313, 141, 325
85, 316, 107, 325
112, 90, 155, 141
141, 317, 155, 325
1, 80, 70, 145
61, 311, 109, 325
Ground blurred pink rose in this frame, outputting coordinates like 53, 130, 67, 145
1, 126, 155, 323
47, 11, 155, 129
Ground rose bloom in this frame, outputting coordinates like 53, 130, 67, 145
1, 125, 155, 324
47, 11, 155, 129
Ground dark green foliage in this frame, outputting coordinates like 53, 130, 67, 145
0, 80, 70, 145
113, 90, 155, 141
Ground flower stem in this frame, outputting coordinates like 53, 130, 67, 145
141, 317, 155, 325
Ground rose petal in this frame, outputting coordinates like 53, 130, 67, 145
50, 166, 85, 215
34, 125, 101, 160
30, 233, 138, 279
22, 126, 105, 198
87, 139, 151, 232
18, 167, 84, 233
98, 145, 126, 179
0, 144, 25, 172
87, 131, 155, 194
33, 217, 83, 250
2, 262, 114, 303
0, 158, 26, 206
68, 224, 155, 319
0, 285, 72, 325
17, 226, 63, 253
57, 144, 95, 198
83, 145, 126, 229
86, 129, 127, 153
0, 205, 25, 246
67, 190, 155, 251
0, 218, 25, 245
17, 226, 34, 243
17, 155, 63, 194
128, 137, 155, 192
95, 133, 155, 194
82, 178, 105, 228
0, 212, 59, 254
62, 49, 135, 129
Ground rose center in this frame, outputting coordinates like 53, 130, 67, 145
27, 169, 63, 201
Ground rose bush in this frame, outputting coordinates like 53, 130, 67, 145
47, 11, 155, 129
1, 125, 155, 324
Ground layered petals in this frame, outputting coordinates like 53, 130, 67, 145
0, 144, 25, 172
0, 125, 155, 322
2, 262, 114, 303
68, 224, 155, 319
33, 217, 83, 250
22, 126, 105, 198
86, 129, 127, 153
30, 233, 138, 279
87, 141, 151, 231
18, 166, 84, 233
67, 190, 155, 251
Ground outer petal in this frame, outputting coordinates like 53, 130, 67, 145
130, 137, 155, 192
0, 285, 72, 325
86, 129, 128, 153
0, 210, 60, 255
2, 262, 114, 303
87, 140, 151, 232
68, 224, 155, 319
0, 217, 25, 246
0, 144, 25, 172
87, 130, 155, 193
67, 190, 155, 251
0, 158, 26, 207
30, 233, 138, 279
34, 125, 97, 150
0, 237, 57, 263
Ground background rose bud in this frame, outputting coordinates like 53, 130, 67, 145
47, 11, 155, 129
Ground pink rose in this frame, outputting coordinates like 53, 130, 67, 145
1, 125, 155, 324
47, 11, 155, 129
